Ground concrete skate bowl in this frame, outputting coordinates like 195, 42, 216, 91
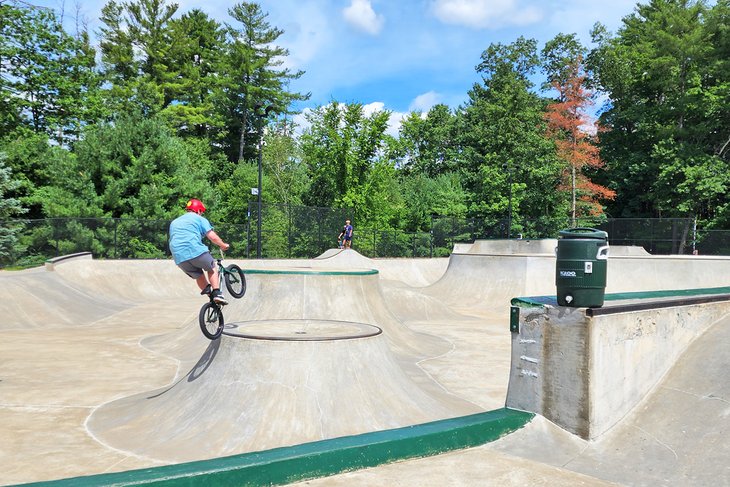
87, 317, 482, 464
0, 257, 197, 330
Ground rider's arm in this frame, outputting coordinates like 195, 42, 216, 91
206, 230, 230, 250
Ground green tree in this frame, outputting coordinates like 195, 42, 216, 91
1, 2, 103, 144
0, 129, 57, 217
98, 0, 137, 112
163, 9, 226, 138
25, 148, 102, 218
218, 2, 309, 162
397, 104, 461, 177
0, 154, 27, 264
74, 113, 215, 220
98, 0, 178, 114
588, 0, 729, 221
541, 33, 587, 91
399, 173, 468, 232
263, 121, 308, 206
300, 102, 401, 228
461, 37, 566, 234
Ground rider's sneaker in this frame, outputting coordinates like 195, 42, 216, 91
212, 289, 228, 305
200, 284, 212, 296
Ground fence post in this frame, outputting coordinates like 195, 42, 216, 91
430, 215, 434, 258
53, 218, 59, 256
288, 203, 292, 259
113, 218, 118, 259
318, 208, 322, 254
246, 202, 251, 259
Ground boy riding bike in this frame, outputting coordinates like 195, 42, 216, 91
169, 199, 230, 304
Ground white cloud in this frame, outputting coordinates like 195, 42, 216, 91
386, 112, 407, 137
362, 102, 406, 137
409, 91, 442, 112
431, 0, 543, 29
342, 0, 385, 35
264, 2, 333, 71
291, 109, 313, 138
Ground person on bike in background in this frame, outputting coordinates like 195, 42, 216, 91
339, 219, 353, 249
169, 198, 230, 304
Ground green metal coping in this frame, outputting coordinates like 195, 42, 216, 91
14, 408, 533, 487
242, 268, 379, 276
511, 285, 730, 308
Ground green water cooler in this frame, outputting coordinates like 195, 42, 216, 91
555, 228, 609, 308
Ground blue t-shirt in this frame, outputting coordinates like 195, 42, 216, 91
169, 212, 213, 264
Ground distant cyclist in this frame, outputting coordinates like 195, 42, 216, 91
338, 219, 353, 249
169, 198, 230, 304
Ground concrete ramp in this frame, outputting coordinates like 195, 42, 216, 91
0, 267, 131, 329
466, 239, 557, 255
313, 249, 448, 286
87, 327, 481, 463
52, 259, 197, 300
84, 265, 482, 464
222, 267, 450, 359
422, 253, 555, 317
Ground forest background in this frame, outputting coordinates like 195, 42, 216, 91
0, 0, 728, 263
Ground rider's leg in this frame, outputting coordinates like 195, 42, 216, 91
195, 275, 209, 291
208, 267, 228, 304
208, 267, 220, 290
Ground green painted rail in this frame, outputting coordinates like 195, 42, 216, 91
15, 408, 533, 487
242, 268, 379, 276
512, 285, 730, 308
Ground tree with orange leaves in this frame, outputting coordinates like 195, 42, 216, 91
544, 58, 615, 225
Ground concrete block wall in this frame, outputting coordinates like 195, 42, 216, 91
505, 300, 730, 440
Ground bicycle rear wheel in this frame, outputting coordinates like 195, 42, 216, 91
199, 302, 224, 340
224, 264, 246, 298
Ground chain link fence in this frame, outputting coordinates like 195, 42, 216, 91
2, 208, 730, 268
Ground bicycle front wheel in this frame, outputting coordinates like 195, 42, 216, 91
224, 264, 246, 298
199, 302, 224, 340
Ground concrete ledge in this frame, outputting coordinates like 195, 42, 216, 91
16, 408, 533, 487
507, 294, 730, 439
44, 252, 92, 271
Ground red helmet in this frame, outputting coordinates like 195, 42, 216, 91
185, 198, 206, 213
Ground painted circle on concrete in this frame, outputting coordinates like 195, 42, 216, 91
223, 319, 382, 341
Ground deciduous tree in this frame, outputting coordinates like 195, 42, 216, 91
545, 58, 615, 222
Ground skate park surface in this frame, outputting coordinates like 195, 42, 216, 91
1, 240, 728, 486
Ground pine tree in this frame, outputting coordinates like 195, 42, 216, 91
218, 2, 309, 163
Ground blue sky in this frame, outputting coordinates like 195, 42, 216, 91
37, 0, 641, 131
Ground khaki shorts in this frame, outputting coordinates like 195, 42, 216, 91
178, 252, 215, 278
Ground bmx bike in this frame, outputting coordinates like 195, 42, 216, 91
199, 250, 246, 340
